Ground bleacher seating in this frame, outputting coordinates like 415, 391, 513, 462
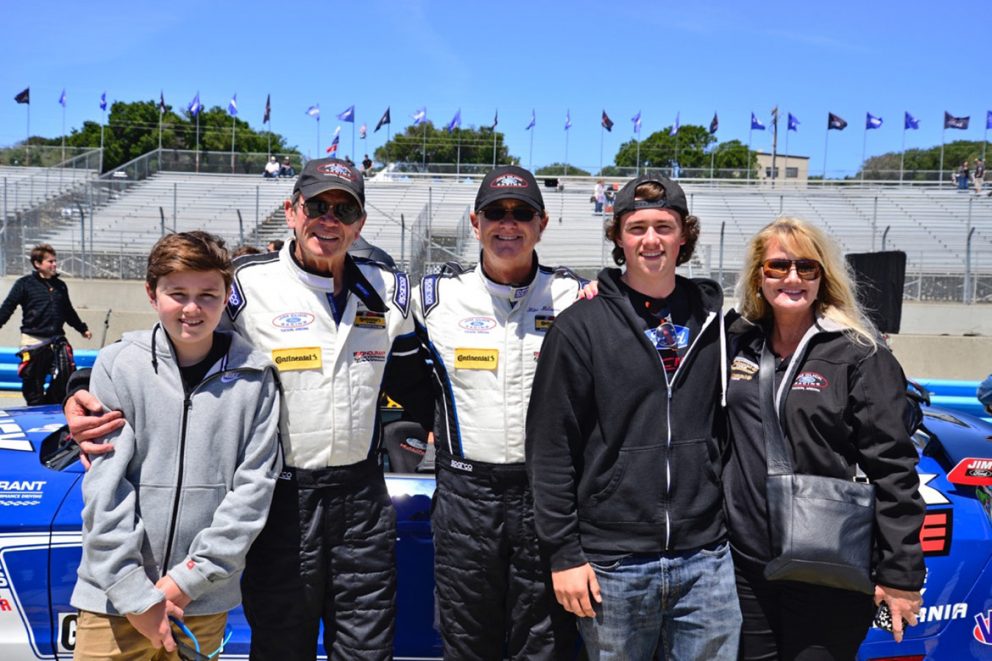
0, 164, 98, 216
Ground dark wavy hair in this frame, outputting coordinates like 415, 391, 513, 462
603, 182, 699, 265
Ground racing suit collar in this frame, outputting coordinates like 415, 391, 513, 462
282, 244, 387, 313
477, 252, 538, 303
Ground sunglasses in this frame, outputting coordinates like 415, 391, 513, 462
479, 206, 540, 222
300, 199, 363, 224
762, 259, 822, 281
170, 617, 233, 661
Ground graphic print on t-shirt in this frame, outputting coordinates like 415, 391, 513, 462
644, 313, 690, 373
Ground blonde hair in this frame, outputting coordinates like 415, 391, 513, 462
735, 216, 877, 348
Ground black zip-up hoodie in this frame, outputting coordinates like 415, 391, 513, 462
725, 313, 925, 590
0, 272, 88, 338
526, 268, 727, 571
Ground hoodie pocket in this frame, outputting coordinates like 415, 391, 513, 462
584, 445, 666, 525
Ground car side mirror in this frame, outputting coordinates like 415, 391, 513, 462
40, 425, 81, 471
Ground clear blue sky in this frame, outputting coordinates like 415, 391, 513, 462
2, 0, 988, 177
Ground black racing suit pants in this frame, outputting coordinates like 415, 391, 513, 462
733, 551, 875, 660
433, 451, 577, 661
18, 336, 74, 406
242, 458, 397, 660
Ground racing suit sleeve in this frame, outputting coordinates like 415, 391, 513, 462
166, 367, 283, 601
382, 314, 434, 432
80, 355, 163, 615
0, 278, 24, 329
525, 320, 594, 572
850, 347, 926, 591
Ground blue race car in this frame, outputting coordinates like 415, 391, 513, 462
0, 391, 989, 659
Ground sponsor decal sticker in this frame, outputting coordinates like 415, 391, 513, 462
513, 286, 529, 300
316, 162, 357, 181
917, 602, 968, 623
534, 315, 555, 332
791, 371, 828, 392
0, 413, 31, 452
450, 459, 474, 472
0, 480, 45, 506
947, 457, 992, 486
491, 174, 528, 189
918, 473, 951, 505
919, 508, 952, 556
454, 348, 499, 370
975, 610, 992, 646
272, 347, 322, 371
355, 311, 386, 329
220, 372, 240, 383
730, 357, 759, 381
272, 312, 315, 330
59, 612, 78, 652
459, 316, 497, 333
354, 350, 386, 363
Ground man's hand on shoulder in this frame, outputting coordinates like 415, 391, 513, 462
64, 389, 124, 469
551, 563, 602, 618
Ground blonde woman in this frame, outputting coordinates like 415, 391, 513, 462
724, 217, 924, 659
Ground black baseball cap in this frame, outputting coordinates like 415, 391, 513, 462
612, 174, 689, 221
293, 158, 365, 207
475, 165, 545, 212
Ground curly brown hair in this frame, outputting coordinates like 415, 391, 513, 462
146, 231, 233, 292
603, 182, 699, 266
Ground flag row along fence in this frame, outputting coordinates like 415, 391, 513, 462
0, 148, 989, 304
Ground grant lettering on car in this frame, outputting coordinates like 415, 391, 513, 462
454, 348, 499, 371
271, 347, 322, 371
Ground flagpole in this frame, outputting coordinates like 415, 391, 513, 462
900, 123, 907, 185
939, 127, 945, 189
422, 122, 427, 171
747, 126, 753, 184
231, 113, 236, 174
822, 128, 830, 179
784, 129, 790, 187
529, 128, 534, 172
316, 117, 320, 160
984, 116, 988, 163
636, 138, 640, 177
25, 103, 31, 166
564, 126, 569, 177
492, 127, 497, 168
861, 124, 868, 184
99, 108, 105, 174
61, 101, 66, 163
599, 125, 604, 176
710, 147, 716, 181
456, 130, 461, 177
158, 105, 163, 153
770, 109, 779, 188
351, 122, 356, 164
267, 121, 271, 158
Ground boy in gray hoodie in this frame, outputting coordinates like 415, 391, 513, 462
71, 232, 282, 658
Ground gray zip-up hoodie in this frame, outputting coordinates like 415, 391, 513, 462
71, 325, 283, 616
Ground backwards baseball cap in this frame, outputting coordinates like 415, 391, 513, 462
475, 165, 545, 212
293, 157, 365, 207
612, 173, 689, 221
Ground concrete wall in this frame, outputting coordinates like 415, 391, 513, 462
0, 276, 988, 380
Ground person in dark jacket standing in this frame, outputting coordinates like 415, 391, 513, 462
0, 243, 91, 404
526, 174, 739, 660
724, 217, 924, 659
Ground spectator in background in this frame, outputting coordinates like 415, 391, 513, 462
362, 154, 373, 176
263, 156, 280, 179
266, 239, 284, 253
0, 243, 91, 405
233, 245, 262, 258
280, 158, 295, 178
978, 375, 992, 416
974, 158, 985, 195
593, 179, 606, 214
957, 161, 970, 191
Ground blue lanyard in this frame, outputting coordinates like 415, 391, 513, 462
169, 616, 233, 660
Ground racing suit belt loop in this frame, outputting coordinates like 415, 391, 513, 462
287, 457, 383, 489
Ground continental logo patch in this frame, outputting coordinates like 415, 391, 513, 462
454, 348, 499, 370
272, 347, 322, 371
534, 315, 555, 332
355, 311, 386, 329
730, 357, 759, 381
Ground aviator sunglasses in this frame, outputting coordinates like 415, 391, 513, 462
300, 199, 363, 225
479, 206, 540, 222
762, 258, 822, 281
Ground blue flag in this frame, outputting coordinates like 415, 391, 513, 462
828, 113, 848, 130
412, 107, 427, 125
669, 112, 680, 137
187, 92, 201, 117
492, 110, 498, 129
944, 112, 969, 130
159, 91, 166, 114
337, 105, 355, 123
866, 112, 882, 130
787, 113, 799, 131
58, 89, 66, 108
447, 109, 461, 132
602, 110, 615, 132
631, 111, 641, 134
987, 110, 992, 130
709, 112, 719, 134
99, 92, 107, 112
750, 112, 765, 130
525, 109, 536, 130
228, 94, 238, 117
904, 112, 920, 130
306, 104, 320, 120
565, 110, 571, 131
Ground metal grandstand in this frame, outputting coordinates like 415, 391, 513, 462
1, 150, 990, 302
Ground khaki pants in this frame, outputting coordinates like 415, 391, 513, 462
73, 610, 227, 661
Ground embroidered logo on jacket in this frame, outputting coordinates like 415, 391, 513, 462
534, 315, 555, 332
272, 312, 315, 330
791, 371, 829, 392
355, 311, 386, 329
354, 350, 386, 363
730, 357, 759, 381
454, 348, 499, 370
272, 347, 322, 371
459, 317, 497, 333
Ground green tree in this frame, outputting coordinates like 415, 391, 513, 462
710, 140, 756, 177
614, 125, 715, 169
536, 162, 591, 176
861, 140, 987, 181
25, 99, 297, 173
373, 122, 514, 167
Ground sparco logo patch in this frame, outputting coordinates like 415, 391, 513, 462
316, 162, 356, 181
491, 174, 527, 189
450, 459, 474, 472
272, 312, 315, 330
791, 371, 828, 392
459, 316, 497, 333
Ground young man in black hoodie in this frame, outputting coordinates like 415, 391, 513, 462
526, 175, 739, 659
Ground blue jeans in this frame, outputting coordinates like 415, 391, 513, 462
578, 542, 741, 661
